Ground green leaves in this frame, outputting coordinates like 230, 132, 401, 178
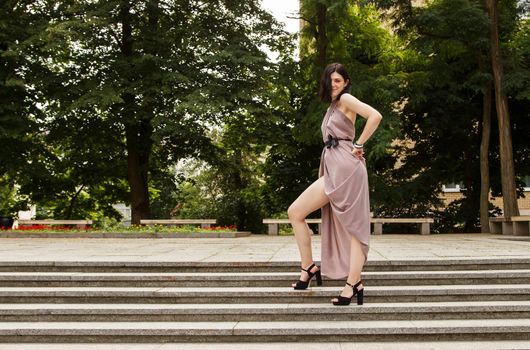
2, 0, 291, 224
3, 0, 527, 230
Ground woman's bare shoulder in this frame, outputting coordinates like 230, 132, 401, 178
339, 93, 380, 120
339, 93, 360, 105
339, 94, 360, 115
336, 94, 358, 121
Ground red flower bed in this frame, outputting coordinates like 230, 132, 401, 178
203, 225, 237, 231
2, 224, 91, 231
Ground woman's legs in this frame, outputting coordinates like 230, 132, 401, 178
288, 176, 329, 284
331, 235, 365, 301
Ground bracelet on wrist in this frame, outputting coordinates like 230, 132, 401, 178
353, 142, 364, 149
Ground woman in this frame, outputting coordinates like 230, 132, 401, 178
288, 63, 382, 306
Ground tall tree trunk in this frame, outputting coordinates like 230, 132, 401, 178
231, 144, 249, 231
462, 147, 478, 232
65, 185, 85, 220
232, 149, 247, 231
125, 123, 152, 225
486, 0, 519, 217
120, 0, 152, 224
316, 1, 328, 70
480, 77, 492, 232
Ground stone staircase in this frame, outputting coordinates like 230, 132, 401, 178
0, 259, 529, 343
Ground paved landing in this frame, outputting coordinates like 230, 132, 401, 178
0, 234, 529, 262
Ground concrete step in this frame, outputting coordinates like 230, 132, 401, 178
0, 285, 529, 304
0, 319, 529, 342
3, 341, 530, 350
1, 258, 529, 272
0, 270, 528, 287
1, 258, 529, 344
2, 341, 530, 350
1, 301, 530, 322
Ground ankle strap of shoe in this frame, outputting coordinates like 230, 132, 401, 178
346, 280, 363, 292
301, 263, 316, 273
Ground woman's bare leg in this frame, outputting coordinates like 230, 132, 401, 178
331, 236, 365, 301
287, 177, 329, 285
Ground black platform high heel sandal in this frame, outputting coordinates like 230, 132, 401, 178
332, 280, 364, 306
293, 263, 323, 290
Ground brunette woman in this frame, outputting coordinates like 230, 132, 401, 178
288, 63, 382, 305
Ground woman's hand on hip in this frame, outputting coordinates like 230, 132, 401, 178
352, 147, 364, 161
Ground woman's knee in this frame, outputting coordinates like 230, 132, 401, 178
287, 203, 305, 222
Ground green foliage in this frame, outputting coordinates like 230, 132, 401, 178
169, 153, 268, 233
0, 0, 46, 192
505, 19, 530, 100
379, 0, 491, 230
505, 18, 530, 185
3, 0, 528, 231
0, 174, 28, 217
262, 0, 403, 216
3, 0, 288, 225
375, 0, 530, 231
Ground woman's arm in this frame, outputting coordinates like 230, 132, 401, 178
340, 93, 382, 145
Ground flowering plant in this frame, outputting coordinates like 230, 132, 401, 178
2, 224, 89, 232
4, 223, 237, 233
203, 225, 237, 231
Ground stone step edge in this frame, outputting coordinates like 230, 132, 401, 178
0, 342, 529, 350
0, 319, 529, 335
1, 269, 529, 278
0, 258, 529, 267
1, 301, 530, 314
0, 285, 529, 296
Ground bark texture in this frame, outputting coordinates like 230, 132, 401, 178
120, 0, 153, 224
480, 77, 492, 232
486, 0, 519, 217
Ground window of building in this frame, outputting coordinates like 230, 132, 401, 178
442, 183, 463, 192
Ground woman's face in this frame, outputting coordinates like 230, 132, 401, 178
330, 72, 348, 100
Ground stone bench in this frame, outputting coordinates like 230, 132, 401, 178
490, 216, 530, 236
140, 219, 216, 229
262, 219, 321, 236
263, 218, 434, 235
371, 218, 434, 235
18, 220, 93, 229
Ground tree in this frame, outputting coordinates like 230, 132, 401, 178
13, 0, 285, 223
486, 0, 519, 217
376, 0, 529, 231
0, 1, 44, 200
375, 0, 495, 231
262, 0, 402, 218
479, 62, 493, 232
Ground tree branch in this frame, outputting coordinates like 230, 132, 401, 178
287, 15, 317, 27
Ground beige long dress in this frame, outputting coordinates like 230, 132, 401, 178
319, 101, 370, 279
